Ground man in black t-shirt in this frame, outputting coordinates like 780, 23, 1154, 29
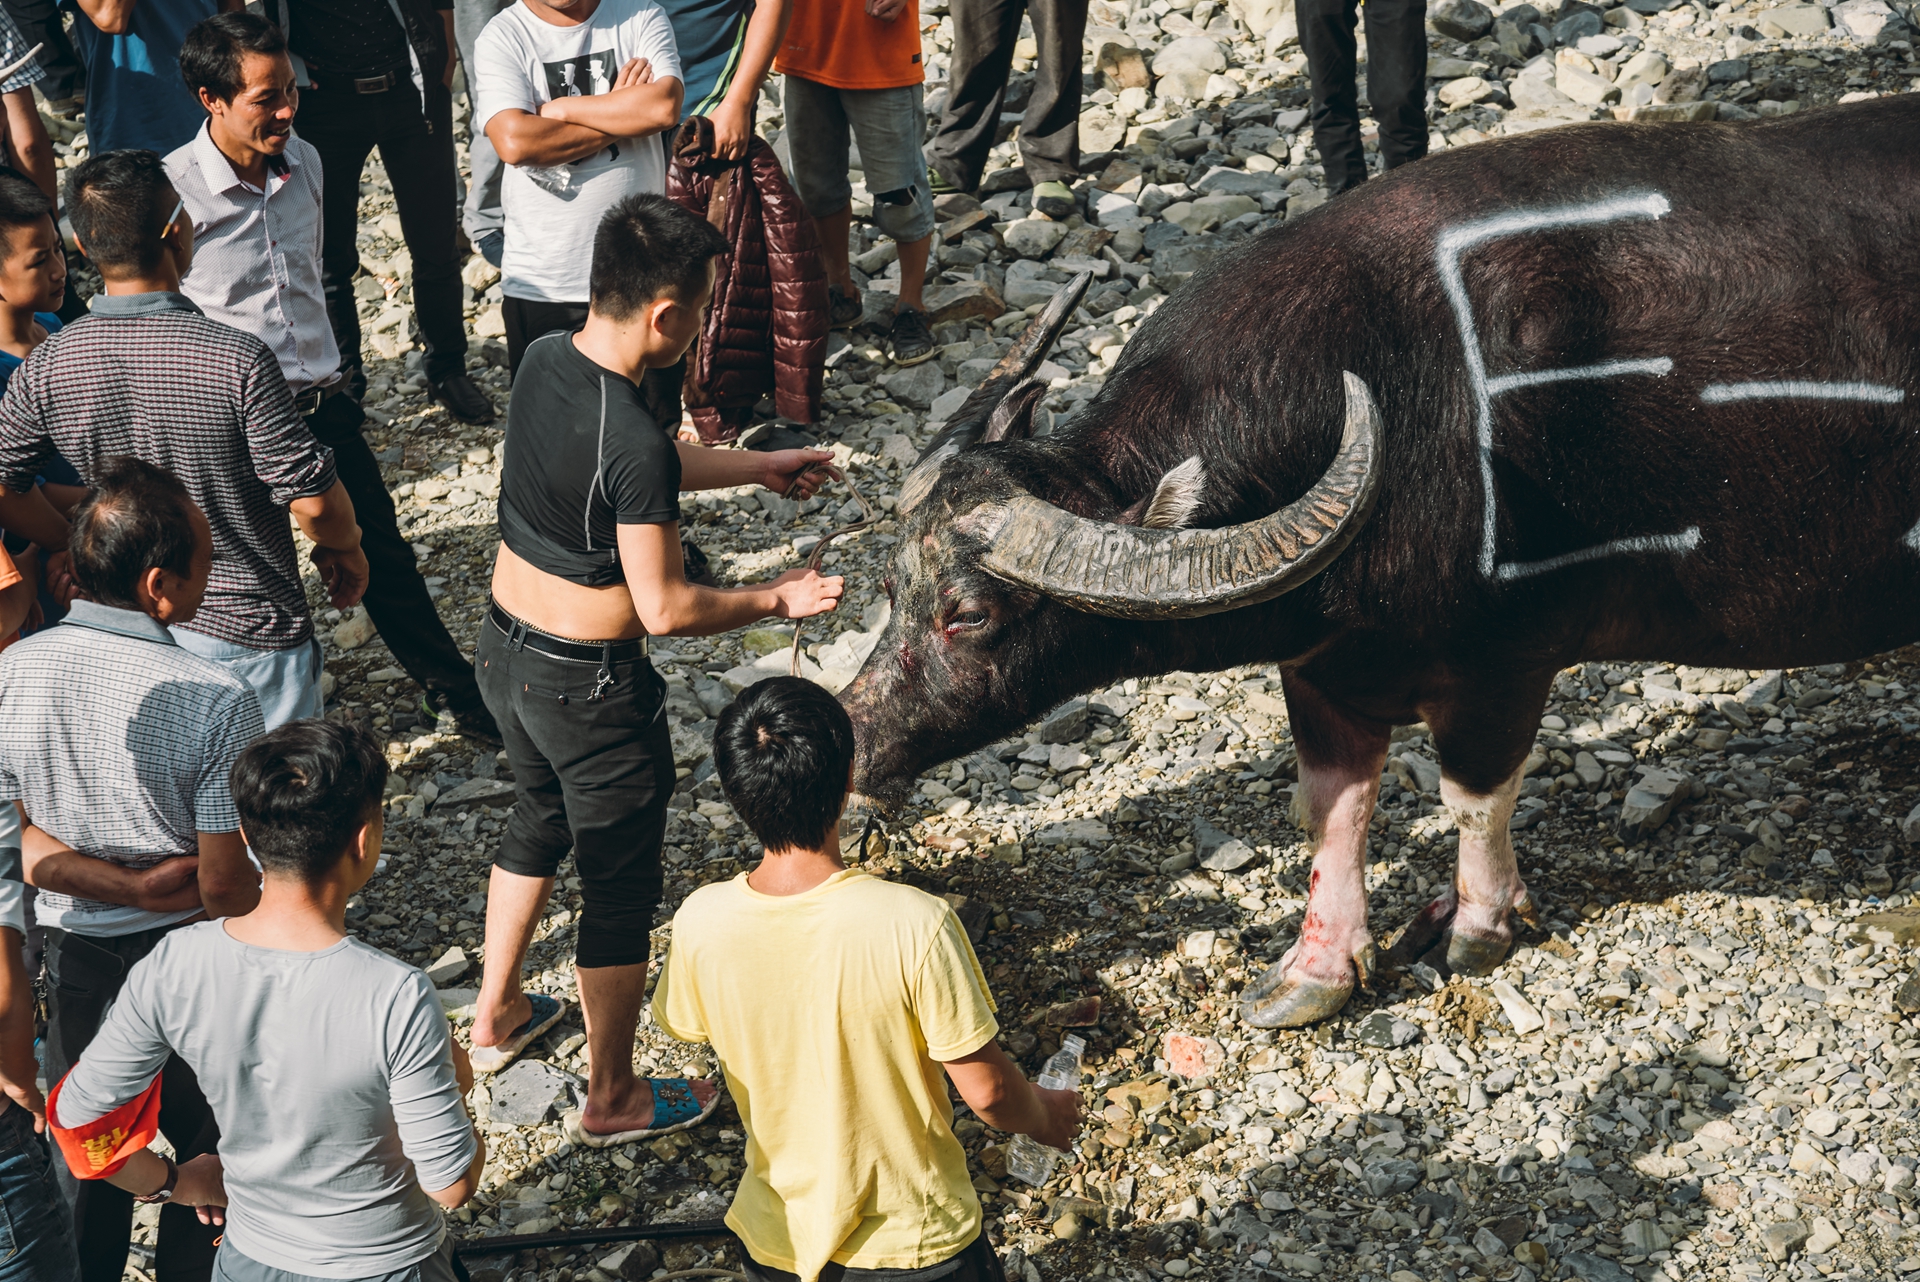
279, 0, 497, 422
469, 195, 842, 1145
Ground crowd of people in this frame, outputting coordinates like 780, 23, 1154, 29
0, 0, 1133, 1274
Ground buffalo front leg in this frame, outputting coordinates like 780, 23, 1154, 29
1241, 674, 1390, 1028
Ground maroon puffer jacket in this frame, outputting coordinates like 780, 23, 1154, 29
667, 118, 827, 443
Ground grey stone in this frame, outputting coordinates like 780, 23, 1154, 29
1354, 1011, 1423, 1048
1200, 838, 1259, 871
1496, 16, 1546, 58
1737, 670, 1782, 707
1430, 0, 1494, 39
1038, 700, 1090, 744
1623, 0, 1680, 10
1473, 1226, 1509, 1258
1561, 1253, 1635, 1282
1762, 1219, 1811, 1262
1552, 9, 1604, 42
1757, 3, 1831, 34
424, 946, 470, 986
489, 1060, 573, 1125
1363, 1158, 1423, 1197
1192, 166, 1287, 196
436, 777, 517, 809
881, 361, 948, 410
1619, 766, 1687, 834
1707, 58, 1750, 83
1153, 242, 1221, 281
1002, 219, 1069, 259
1003, 277, 1065, 309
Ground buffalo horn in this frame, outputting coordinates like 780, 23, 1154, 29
898, 271, 1094, 513
956, 371, 1384, 620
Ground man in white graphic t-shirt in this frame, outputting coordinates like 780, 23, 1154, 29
475, 0, 683, 376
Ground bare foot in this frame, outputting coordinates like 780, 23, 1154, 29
581, 1077, 719, 1137
470, 990, 532, 1050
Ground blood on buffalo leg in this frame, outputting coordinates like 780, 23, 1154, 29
1240, 673, 1391, 1028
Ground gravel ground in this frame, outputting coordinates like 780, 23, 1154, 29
96, 2, 1920, 1278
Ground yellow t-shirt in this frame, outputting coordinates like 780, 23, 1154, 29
651, 868, 998, 1282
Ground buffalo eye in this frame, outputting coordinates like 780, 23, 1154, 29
945, 608, 989, 637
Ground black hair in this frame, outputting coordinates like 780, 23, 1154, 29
0, 172, 53, 257
230, 718, 389, 881
65, 150, 176, 275
589, 192, 727, 321
714, 677, 856, 855
179, 11, 289, 105
67, 456, 199, 610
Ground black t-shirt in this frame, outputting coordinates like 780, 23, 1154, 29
498, 331, 683, 587
286, 0, 413, 76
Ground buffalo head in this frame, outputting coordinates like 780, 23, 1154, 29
839, 274, 1384, 809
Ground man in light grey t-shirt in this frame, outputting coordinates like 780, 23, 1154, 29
50, 719, 484, 1282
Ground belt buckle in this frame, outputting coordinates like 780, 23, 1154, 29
354, 72, 391, 93
294, 389, 322, 416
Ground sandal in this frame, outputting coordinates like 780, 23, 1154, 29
562, 1076, 722, 1147
468, 993, 565, 1075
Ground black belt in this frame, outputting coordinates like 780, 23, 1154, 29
307, 63, 408, 94
350, 68, 401, 93
489, 602, 648, 663
294, 383, 351, 417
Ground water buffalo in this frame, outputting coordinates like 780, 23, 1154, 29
839, 94, 1920, 1027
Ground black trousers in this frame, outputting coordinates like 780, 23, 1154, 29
503, 296, 684, 427
1298, 0, 1429, 193
298, 76, 469, 383
306, 392, 485, 712
45, 925, 220, 1282
928, 0, 1087, 192
742, 1233, 1007, 1282
1, 0, 79, 101
475, 614, 671, 969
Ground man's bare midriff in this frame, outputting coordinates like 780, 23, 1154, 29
492, 542, 651, 642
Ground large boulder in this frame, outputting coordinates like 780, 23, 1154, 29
1430, 0, 1494, 38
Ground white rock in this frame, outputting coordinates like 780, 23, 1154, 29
1557, 63, 1621, 105
1490, 980, 1545, 1034
333, 608, 377, 651
1002, 219, 1068, 259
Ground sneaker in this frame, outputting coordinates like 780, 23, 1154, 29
430, 371, 497, 424
423, 693, 503, 746
888, 307, 936, 366
476, 229, 504, 269
827, 283, 863, 329
1031, 180, 1077, 220
927, 164, 961, 197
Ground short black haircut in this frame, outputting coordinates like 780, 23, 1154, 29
65, 150, 176, 275
179, 11, 288, 105
589, 193, 726, 321
231, 719, 389, 881
67, 456, 199, 611
714, 677, 856, 854
0, 172, 52, 257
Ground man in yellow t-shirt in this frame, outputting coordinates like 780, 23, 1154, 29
651, 677, 1085, 1282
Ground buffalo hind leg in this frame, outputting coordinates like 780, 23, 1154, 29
1241, 673, 1390, 1028
1389, 681, 1546, 975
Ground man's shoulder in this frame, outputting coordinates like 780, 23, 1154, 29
8, 622, 256, 700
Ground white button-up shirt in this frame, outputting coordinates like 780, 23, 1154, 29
166, 122, 340, 396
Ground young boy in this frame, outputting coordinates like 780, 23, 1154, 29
48, 719, 484, 1280
651, 677, 1085, 1282
0, 172, 65, 395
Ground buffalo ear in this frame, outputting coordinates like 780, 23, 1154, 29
1139, 456, 1208, 529
981, 379, 1046, 444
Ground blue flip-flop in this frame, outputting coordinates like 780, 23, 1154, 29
469, 993, 565, 1074
564, 1075, 722, 1147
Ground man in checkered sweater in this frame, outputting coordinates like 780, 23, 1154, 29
0, 148, 367, 727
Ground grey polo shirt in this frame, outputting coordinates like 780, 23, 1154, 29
0, 600, 264, 936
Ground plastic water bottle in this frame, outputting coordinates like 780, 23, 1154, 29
1004, 1034, 1085, 1186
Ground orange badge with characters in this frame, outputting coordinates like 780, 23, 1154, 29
47, 1069, 161, 1179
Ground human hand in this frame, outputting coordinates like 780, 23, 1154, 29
451, 1039, 475, 1097
175, 1154, 228, 1226
614, 56, 653, 89
768, 567, 843, 619
137, 856, 203, 914
43, 549, 77, 606
538, 96, 571, 122
710, 98, 753, 160
0, 1070, 43, 1133
312, 543, 370, 609
1027, 1085, 1086, 1151
760, 449, 837, 500
866, 0, 909, 19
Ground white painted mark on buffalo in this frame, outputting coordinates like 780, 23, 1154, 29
1699, 380, 1906, 405
1435, 193, 1696, 581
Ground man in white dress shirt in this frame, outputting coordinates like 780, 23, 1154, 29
167, 11, 501, 742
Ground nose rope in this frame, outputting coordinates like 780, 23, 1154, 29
786, 465, 875, 678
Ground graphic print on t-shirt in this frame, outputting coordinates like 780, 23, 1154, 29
545, 49, 617, 99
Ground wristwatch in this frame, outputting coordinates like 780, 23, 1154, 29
134, 1155, 178, 1205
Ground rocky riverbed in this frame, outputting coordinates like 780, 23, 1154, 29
96, 1, 1920, 1277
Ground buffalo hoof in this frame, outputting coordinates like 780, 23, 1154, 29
1239, 941, 1376, 1028
1395, 889, 1542, 977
